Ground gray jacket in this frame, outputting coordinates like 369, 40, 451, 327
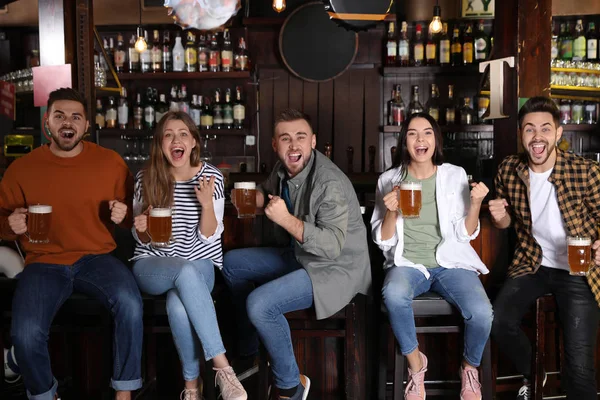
259, 150, 371, 319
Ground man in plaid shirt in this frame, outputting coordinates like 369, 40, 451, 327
490, 96, 600, 400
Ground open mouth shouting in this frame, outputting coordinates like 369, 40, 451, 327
170, 146, 185, 162
287, 151, 303, 166
529, 141, 547, 159
59, 128, 76, 140
414, 145, 429, 156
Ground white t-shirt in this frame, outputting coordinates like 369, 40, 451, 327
529, 168, 569, 271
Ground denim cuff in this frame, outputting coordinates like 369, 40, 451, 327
27, 377, 58, 400
111, 377, 143, 391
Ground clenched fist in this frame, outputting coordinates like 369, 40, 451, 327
265, 194, 291, 226
8, 208, 27, 235
470, 182, 490, 205
109, 200, 128, 225
488, 198, 509, 224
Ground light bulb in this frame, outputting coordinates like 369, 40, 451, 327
429, 5, 443, 34
272, 0, 286, 13
135, 36, 147, 52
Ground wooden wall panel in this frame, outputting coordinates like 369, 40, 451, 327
258, 69, 275, 170
0, 0, 38, 26
553, 0, 600, 16
364, 69, 381, 173
346, 69, 365, 173
333, 73, 350, 170
316, 79, 335, 154
288, 75, 303, 111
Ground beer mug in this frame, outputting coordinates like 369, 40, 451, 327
567, 236, 592, 276
147, 207, 173, 248
233, 182, 257, 219
27, 205, 52, 244
398, 181, 422, 219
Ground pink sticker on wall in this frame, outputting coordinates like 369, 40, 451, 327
33, 64, 72, 107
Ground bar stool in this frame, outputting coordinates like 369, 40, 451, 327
532, 294, 562, 400
378, 291, 494, 400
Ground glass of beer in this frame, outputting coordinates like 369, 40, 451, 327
148, 207, 172, 248
567, 236, 592, 276
234, 182, 257, 219
27, 204, 52, 244
398, 181, 422, 219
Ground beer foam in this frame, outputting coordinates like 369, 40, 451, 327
568, 237, 591, 246
400, 181, 422, 190
28, 205, 52, 214
150, 208, 172, 217
234, 182, 256, 190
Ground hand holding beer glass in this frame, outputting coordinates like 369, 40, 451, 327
567, 236, 592, 276
232, 182, 257, 219
397, 181, 422, 219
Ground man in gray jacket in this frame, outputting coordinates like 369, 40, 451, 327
222, 108, 371, 400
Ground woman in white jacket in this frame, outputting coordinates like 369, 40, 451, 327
371, 113, 493, 400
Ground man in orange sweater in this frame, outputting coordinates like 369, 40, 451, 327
0, 88, 142, 400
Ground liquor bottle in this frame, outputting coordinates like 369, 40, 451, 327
101, 37, 110, 71
200, 97, 214, 129
477, 93, 490, 123
559, 99, 571, 124
133, 93, 143, 130
209, 34, 220, 72
233, 86, 246, 129
451, 27, 462, 67
155, 94, 169, 124
584, 101, 597, 124
459, 97, 475, 125
108, 37, 115, 66
572, 99, 584, 124
425, 27, 437, 66
162, 30, 172, 72
390, 84, 405, 126
559, 22, 573, 61
474, 20, 490, 62
179, 84, 190, 114
413, 24, 424, 67
462, 23, 474, 65
140, 30, 151, 73
197, 34, 209, 72
439, 23, 450, 66
190, 94, 202, 127
573, 19, 586, 62
587, 22, 598, 62
114, 33, 127, 73
426, 83, 440, 123
169, 85, 179, 112
128, 34, 140, 73
221, 29, 234, 72
117, 87, 129, 129
223, 88, 234, 129
144, 88, 156, 130
408, 85, 424, 115
385, 21, 398, 66
105, 96, 117, 128
234, 37, 249, 71
444, 84, 456, 125
185, 31, 197, 73
398, 21, 410, 67
387, 87, 396, 125
213, 89, 223, 128
95, 99, 105, 129
172, 33, 185, 72
151, 30, 163, 73
551, 21, 559, 63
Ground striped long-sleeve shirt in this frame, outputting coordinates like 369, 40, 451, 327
131, 162, 225, 268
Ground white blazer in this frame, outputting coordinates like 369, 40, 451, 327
370, 163, 489, 278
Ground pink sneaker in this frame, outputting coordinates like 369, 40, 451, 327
405, 352, 427, 400
460, 365, 482, 400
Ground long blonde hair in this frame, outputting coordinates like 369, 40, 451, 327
142, 111, 203, 208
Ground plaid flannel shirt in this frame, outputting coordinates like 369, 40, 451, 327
495, 149, 600, 307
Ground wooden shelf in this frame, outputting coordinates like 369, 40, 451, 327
382, 124, 493, 133
97, 128, 249, 137
561, 124, 600, 132
551, 85, 600, 93
383, 65, 481, 76
108, 71, 251, 81
552, 67, 600, 75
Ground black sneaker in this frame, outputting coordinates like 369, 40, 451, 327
279, 375, 310, 400
516, 383, 530, 400
233, 355, 259, 382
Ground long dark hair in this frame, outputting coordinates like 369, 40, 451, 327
390, 112, 444, 181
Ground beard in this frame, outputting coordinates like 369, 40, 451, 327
527, 139, 556, 166
50, 130, 84, 152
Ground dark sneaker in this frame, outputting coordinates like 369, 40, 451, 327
233, 355, 260, 382
279, 375, 310, 400
516, 383, 530, 400
4, 347, 21, 384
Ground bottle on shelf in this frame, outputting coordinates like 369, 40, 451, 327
426, 83, 440, 123
584, 101, 597, 124
101, 37, 110, 71
386, 21, 398, 66
133, 93, 143, 130
233, 86, 246, 129
190, 94, 202, 127
573, 19, 586, 62
140, 30, 151, 73
222, 88, 234, 129
201, 97, 214, 129
587, 22, 598, 62
185, 31, 198, 73
108, 37, 115, 66
198, 33, 209, 72
118, 87, 129, 129
235, 37, 249, 71
209, 34, 221, 72
571, 99, 584, 124
451, 27, 462, 67
477, 93, 490, 124
439, 23, 450, 67
459, 97, 475, 125
408, 85, 424, 115
387, 86, 397, 125
151, 30, 163, 73
444, 84, 456, 125
169, 85, 179, 112
551, 21, 559, 63
221, 29, 234, 72
390, 84, 406, 125
425, 26, 437, 66
463, 23, 474, 65
128, 34, 140, 73
474, 20, 490, 62
114, 33, 127, 73
155, 93, 169, 123
172, 33, 185, 72
179, 84, 190, 114
413, 24, 425, 67
105, 96, 117, 129
559, 22, 573, 61
213, 89, 224, 128
95, 99, 105, 130
559, 99, 571, 124
162, 30, 172, 72
398, 21, 410, 67
143, 88, 156, 130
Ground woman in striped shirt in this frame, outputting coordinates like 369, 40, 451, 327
131, 112, 246, 400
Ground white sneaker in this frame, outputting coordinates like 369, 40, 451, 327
4, 347, 21, 384
180, 388, 202, 400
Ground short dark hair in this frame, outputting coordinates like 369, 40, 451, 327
47, 88, 87, 117
273, 108, 313, 136
518, 96, 560, 129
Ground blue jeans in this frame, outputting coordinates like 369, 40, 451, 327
222, 247, 314, 389
11, 254, 143, 400
133, 256, 226, 381
382, 266, 493, 367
